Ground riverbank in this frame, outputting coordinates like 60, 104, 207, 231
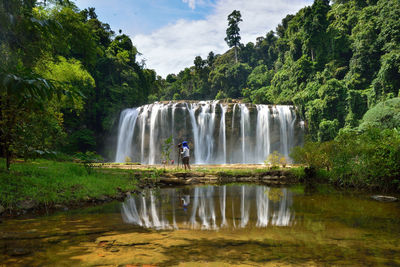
0, 159, 140, 217
0, 159, 301, 217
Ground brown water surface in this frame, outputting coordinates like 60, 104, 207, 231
1, 184, 399, 266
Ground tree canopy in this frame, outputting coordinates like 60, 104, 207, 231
1, 0, 400, 166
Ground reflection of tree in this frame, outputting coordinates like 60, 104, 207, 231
267, 188, 283, 202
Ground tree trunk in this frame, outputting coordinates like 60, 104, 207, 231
234, 46, 238, 63
5, 145, 11, 171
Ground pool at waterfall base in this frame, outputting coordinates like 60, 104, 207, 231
1, 184, 399, 266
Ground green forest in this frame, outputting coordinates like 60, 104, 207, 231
1, 0, 400, 190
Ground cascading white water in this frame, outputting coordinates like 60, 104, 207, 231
139, 105, 149, 163
115, 109, 139, 163
239, 104, 250, 163
256, 105, 271, 162
276, 105, 294, 159
121, 185, 295, 230
115, 101, 303, 164
148, 104, 162, 165
218, 104, 227, 164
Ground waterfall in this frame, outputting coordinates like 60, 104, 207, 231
148, 104, 162, 164
256, 105, 270, 163
230, 103, 237, 164
140, 105, 149, 163
187, 103, 200, 163
115, 101, 303, 164
239, 104, 250, 163
276, 105, 294, 160
218, 104, 227, 163
115, 109, 139, 162
171, 103, 178, 151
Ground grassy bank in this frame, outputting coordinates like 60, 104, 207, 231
0, 159, 141, 213
0, 159, 305, 215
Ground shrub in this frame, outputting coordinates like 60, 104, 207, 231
266, 151, 284, 169
125, 156, 132, 163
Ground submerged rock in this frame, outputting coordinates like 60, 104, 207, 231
8, 248, 32, 257
371, 195, 398, 202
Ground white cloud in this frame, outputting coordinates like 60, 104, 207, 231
132, 0, 313, 77
182, 0, 197, 10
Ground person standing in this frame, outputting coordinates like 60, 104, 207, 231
177, 143, 183, 168
181, 141, 191, 170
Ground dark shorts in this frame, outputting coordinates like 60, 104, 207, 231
182, 157, 189, 164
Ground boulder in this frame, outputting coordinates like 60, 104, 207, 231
371, 195, 398, 202
18, 199, 36, 210
97, 195, 110, 202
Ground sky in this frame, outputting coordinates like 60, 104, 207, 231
74, 0, 314, 77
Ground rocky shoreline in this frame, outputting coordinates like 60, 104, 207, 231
156, 169, 296, 185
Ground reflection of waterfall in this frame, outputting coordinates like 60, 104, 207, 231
272, 188, 293, 226
240, 186, 250, 228
256, 187, 270, 227
122, 191, 171, 230
115, 101, 303, 164
219, 185, 227, 227
121, 185, 295, 230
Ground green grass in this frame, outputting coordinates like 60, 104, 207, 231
0, 158, 141, 209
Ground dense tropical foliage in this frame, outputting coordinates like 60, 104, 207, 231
158, 0, 400, 141
1, 0, 161, 165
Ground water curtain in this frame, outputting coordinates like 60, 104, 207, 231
115, 101, 304, 164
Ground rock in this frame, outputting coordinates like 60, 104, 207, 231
262, 176, 273, 180
9, 248, 32, 256
97, 195, 110, 202
0, 204, 5, 214
371, 195, 398, 202
54, 204, 69, 211
18, 199, 36, 210
110, 248, 120, 252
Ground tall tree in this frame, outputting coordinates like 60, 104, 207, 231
225, 10, 242, 63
